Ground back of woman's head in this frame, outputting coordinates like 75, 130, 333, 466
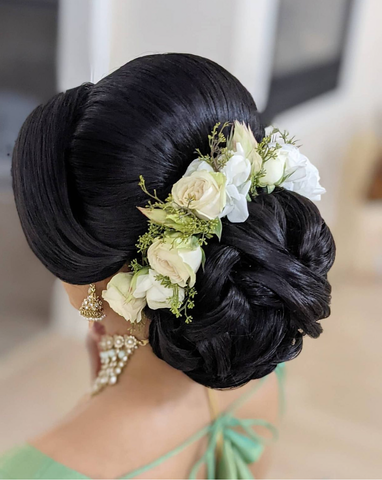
12, 53, 335, 389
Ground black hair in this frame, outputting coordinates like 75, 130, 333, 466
12, 53, 335, 389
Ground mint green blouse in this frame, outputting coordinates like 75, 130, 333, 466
0, 364, 285, 479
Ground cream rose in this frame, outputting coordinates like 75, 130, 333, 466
258, 152, 286, 187
147, 235, 202, 287
172, 170, 226, 220
101, 271, 146, 323
134, 268, 185, 310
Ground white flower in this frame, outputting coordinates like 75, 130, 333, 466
172, 170, 226, 220
101, 271, 146, 323
257, 140, 326, 200
258, 153, 286, 187
219, 143, 251, 222
184, 158, 214, 176
227, 121, 263, 175
134, 269, 185, 310
278, 144, 326, 201
147, 235, 202, 287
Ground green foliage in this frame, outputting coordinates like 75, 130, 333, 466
136, 221, 165, 256
184, 287, 197, 324
138, 175, 164, 204
152, 274, 197, 323
195, 122, 232, 171
130, 258, 144, 274
256, 128, 298, 164
153, 273, 183, 318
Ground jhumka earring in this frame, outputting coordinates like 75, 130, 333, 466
91, 334, 149, 395
79, 284, 106, 325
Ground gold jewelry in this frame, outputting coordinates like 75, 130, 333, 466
91, 334, 148, 396
79, 284, 105, 323
130, 313, 147, 336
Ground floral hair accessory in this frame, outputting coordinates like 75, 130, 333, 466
102, 121, 325, 324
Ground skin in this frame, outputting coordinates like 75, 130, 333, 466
30, 277, 280, 479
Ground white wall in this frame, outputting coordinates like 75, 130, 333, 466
108, 0, 279, 111
109, 0, 237, 76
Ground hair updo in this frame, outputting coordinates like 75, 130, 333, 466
12, 53, 335, 389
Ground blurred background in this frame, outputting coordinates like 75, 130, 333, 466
0, 0, 381, 477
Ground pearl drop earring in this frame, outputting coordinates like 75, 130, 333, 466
91, 334, 148, 395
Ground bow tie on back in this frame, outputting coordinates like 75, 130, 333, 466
189, 414, 278, 479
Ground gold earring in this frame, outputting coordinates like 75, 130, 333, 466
130, 311, 147, 336
79, 283, 106, 324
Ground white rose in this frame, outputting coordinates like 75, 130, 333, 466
172, 170, 226, 220
101, 271, 146, 323
147, 235, 202, 287
219, 146, 251, 223
279, 144, 326, 200
228, 121, 263, 175
258, 150, 286, 187
183, 158, 214, 176
134, 269, 185, 310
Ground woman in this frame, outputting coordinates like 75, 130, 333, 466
0, 53, 335, 479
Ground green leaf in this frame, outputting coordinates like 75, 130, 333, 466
137, 207, 168, 225
201, 247, 206, 271
214, 218, 223, 241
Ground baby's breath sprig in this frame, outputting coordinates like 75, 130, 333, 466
136, 221, 165, 256
255, 128, 281, 164
208, 121, 230, 158
138, 175, 164, 204
153, 273, 197, 323
183, 287, 197, 324
271, 128, 300, 147
153, 273, 183, 318
195, 122, 231, 172
130, 258, 144, 274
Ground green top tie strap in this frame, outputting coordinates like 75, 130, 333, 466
188, 416, 278, 479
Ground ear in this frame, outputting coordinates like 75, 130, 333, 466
61, 282, 89, 310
